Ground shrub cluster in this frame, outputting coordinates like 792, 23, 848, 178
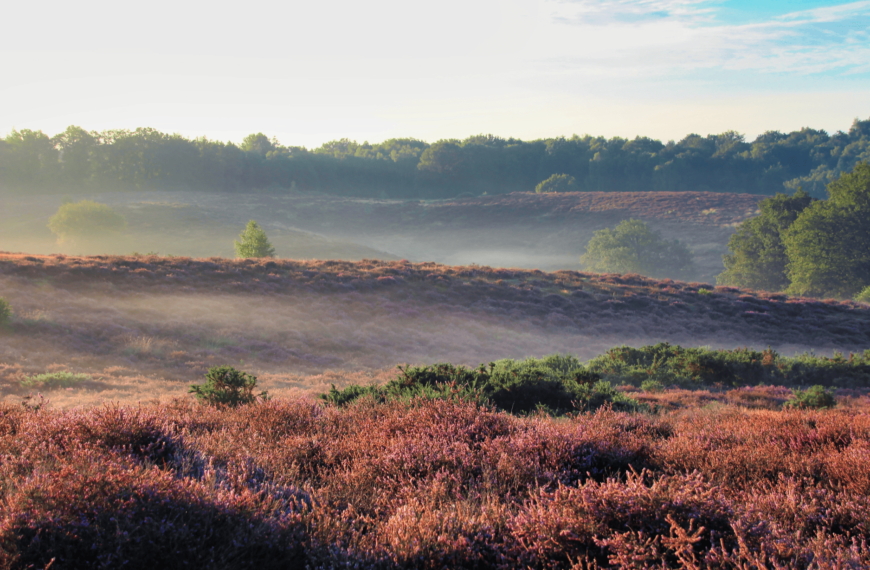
189, 365, 269, 407
321, 355, 641, 415
785, 385, 838, 410
588, 342, 870, 388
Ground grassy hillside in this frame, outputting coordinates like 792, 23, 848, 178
1, 253, 868, 408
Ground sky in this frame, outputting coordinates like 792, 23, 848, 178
2, 0, 869, 148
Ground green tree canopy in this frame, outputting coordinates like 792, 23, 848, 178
783, 162, 870, 297
717, 189, 814, 291
234, 220, 276, 258
239, 133, 276, 156
581, 219, 694, 278
535, 173, 577, 193
47, 200, 127, 243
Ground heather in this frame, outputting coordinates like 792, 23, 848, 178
2, 253, 870, 408
2, 396, 870, 568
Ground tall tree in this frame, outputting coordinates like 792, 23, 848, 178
717, 190, 814, 291
784, 163, 870, 297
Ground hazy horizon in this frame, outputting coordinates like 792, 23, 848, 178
3, 0, 869, 148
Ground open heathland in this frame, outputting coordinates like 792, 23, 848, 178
2, 396, 870, 568
0, 190, 763, 282
1, 253, 869, 408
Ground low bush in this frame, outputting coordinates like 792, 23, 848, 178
641, 379, 665, 393
0, 297, 10, 325
321, 355, 642, 415
189, 365, 269, 407
21, 371, 90, 389
587, 342, 870, 388
785, 385, 837, 410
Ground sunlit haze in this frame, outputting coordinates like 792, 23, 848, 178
3, 0, 869, 146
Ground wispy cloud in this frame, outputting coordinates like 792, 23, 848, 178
539, 0, 870, 78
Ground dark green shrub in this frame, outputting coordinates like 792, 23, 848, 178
784, 385, 837, 410
320, 356, 641, 415
189, 366, 269, 407
0, 298, 10, 325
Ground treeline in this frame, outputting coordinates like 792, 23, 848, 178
1, 120, 869, 198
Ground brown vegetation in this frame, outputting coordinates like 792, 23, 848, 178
1, 396, 869, 568
1, 253, 868, 408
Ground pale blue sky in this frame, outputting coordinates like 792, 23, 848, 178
2, 0, 868, 147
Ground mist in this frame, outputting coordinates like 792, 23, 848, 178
2, 248, 864, 408
0, 188, 757, 283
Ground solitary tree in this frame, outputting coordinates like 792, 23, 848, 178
234, 220, 275, 258
581, 219, 694, 278
47, 200, 127, 243
535, 174, 577, 193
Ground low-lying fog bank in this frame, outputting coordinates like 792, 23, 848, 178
1, 254, 865, 408
0, 190, 763, 283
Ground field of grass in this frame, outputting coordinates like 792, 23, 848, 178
2, 253, 869, 408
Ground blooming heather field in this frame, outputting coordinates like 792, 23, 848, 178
2, 253, 870, 567
2, 397, 870, 568
1, 253, 869, 407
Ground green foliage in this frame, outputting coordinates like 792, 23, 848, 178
718, 190, 814, 291
3, 118, 869, 198
587, 343, 870, 388
641, 379, 665, 393
233, 220, 276, 258
239, 133, 276, 155
189, 365, 269, 407
46, 200, 127, 243
0, 297, 10, 325
320, 356, 642, 415
855, 286, 870, 303
718, 163, 870, 298
783, 163, 870, 298
784, 385, 836, 410
21, 371, 90, 389
535, 173, 577, 193
581, 219, 694, 278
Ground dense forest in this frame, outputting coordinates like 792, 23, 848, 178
1, 119, 868, 199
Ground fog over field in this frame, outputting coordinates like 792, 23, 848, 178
0, 189, 761, 283
2, 253, 867, 408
